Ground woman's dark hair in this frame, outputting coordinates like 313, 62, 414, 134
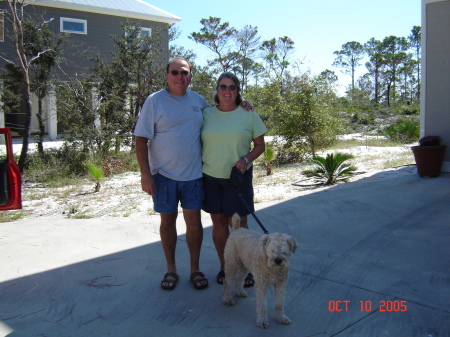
214, 72, 243, 105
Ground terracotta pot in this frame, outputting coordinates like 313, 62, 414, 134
411, 145, 447, 177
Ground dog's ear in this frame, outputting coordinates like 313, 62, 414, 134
287, 236, 298, 253
261, 235, 270, 252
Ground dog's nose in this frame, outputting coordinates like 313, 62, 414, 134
275, 257, 282, 265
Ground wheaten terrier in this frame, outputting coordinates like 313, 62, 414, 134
223, 213, 298, 328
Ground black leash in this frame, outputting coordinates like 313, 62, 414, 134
237, 192, 269, 234
230, 166, 268, 234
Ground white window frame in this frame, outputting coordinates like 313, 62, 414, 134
60, 17, 87, 34
140, 27, 152, 37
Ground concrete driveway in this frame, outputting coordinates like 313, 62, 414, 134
1, 170, 449, 337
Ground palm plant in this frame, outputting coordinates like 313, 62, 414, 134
303, 152, 357, 185
264, 144, 275, 175
86, 162, 104, 192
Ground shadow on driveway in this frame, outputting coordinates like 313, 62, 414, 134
1, 170, 449, 336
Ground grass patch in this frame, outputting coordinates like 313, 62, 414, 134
0, 210, 29, 222
381, 153, 415, 169
23, 149, 139, 186
330, 137, 401, 150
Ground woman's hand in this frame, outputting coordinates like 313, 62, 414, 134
232, 158, 248, 173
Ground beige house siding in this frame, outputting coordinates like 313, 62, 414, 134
421, 0, 450, 172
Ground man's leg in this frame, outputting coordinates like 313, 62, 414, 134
160, 212, 178, 288
183, 209, 208, 288
183, 209, 203, 274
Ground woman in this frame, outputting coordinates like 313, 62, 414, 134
201, 72, 267, 286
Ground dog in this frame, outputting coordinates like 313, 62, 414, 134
223, 213, 298, 328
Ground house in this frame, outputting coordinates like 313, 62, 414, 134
421, 0, 450, 172
0, 0, 180, 139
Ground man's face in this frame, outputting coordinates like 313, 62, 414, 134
166, 60, 192, 96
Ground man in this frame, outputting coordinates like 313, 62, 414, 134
134, 57, 210, 290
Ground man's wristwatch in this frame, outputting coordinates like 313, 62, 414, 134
243, 156, 249, 164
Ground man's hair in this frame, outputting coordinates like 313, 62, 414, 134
166, 57, 192, 73
214, 72, 243, 105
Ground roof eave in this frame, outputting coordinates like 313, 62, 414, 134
26, 0, 182, 25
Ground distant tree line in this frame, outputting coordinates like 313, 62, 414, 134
0, 6, 421, 170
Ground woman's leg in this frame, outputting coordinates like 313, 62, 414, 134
211, 213, 230, 274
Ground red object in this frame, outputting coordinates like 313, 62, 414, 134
411, 145, 447, 177
0, 128, 22, 210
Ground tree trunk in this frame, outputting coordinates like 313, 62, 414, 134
7, 0, 32, 173
18, 82, 32, 172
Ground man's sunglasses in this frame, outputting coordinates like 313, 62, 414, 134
219, 85, 237, 91
169, 70, 190, 76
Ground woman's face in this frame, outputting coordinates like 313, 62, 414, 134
217, 77, 238, 106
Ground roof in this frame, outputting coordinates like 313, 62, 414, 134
27, 0, 181, 24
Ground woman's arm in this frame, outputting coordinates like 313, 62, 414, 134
232, 135, 265, 172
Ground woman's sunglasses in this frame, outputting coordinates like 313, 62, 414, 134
170, 70, 190, 76
219, 85, 237, 91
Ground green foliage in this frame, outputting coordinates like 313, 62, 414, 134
333, 41, 365, 92
263, 144, 275, 175
303, 152, 357, 185
57, 22, 168, 157
384, 117, 420, 144
247, 75, 342, 163
399, 103, 420, 115
272, 79, 341, 158
351, 112, 375, 125
23, 146, 138, 186
86, 161, 104, 192
189, 64, 216, 103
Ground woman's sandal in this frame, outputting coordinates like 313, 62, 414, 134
216, 270, 225, 284
190, 271, 208, 290
161, 272, 179, 291
244, 273, 254, 288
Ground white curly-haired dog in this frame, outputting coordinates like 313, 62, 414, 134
223, 213, 298, 328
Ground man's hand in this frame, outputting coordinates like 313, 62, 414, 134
141, 173, 156, 195
240, 101, 254, 111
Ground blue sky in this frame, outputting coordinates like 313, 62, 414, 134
143, 0, 421, 93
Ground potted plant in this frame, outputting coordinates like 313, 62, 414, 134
411, 136, 447, 177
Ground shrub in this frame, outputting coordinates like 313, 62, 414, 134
384, 117, 420, 144
86, 161, 104, 192
303, 152, 357, 185
263, 144, 275, 175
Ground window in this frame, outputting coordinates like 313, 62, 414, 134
0, 10, 4, 42
125, 27, 152, 38
140, 27, 152, 37
60, 17, 87, 34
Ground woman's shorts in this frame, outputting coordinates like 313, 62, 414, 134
202, 167, 254, 217
152, 174, 204, 214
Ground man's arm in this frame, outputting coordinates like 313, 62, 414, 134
135, 136, 156, 195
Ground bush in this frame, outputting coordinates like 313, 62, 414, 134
384, 117, 420, 144
303, 152, 357, 185
23, 145, 138, 185
400, 104, 420, 115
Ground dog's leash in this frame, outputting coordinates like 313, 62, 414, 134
230, 166, 269, 234
237, 192, 269, 234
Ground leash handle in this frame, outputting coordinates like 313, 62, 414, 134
237, 193, 269, 234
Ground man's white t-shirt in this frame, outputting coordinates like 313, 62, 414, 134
134, 89, 210, 181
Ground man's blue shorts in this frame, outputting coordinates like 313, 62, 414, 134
202, 167, 254, 217
152, 174, 205, 214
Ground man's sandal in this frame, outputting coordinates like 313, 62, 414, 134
244, 273, 254, 288
161, 272, 179, 291
190, 271, 208, 290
